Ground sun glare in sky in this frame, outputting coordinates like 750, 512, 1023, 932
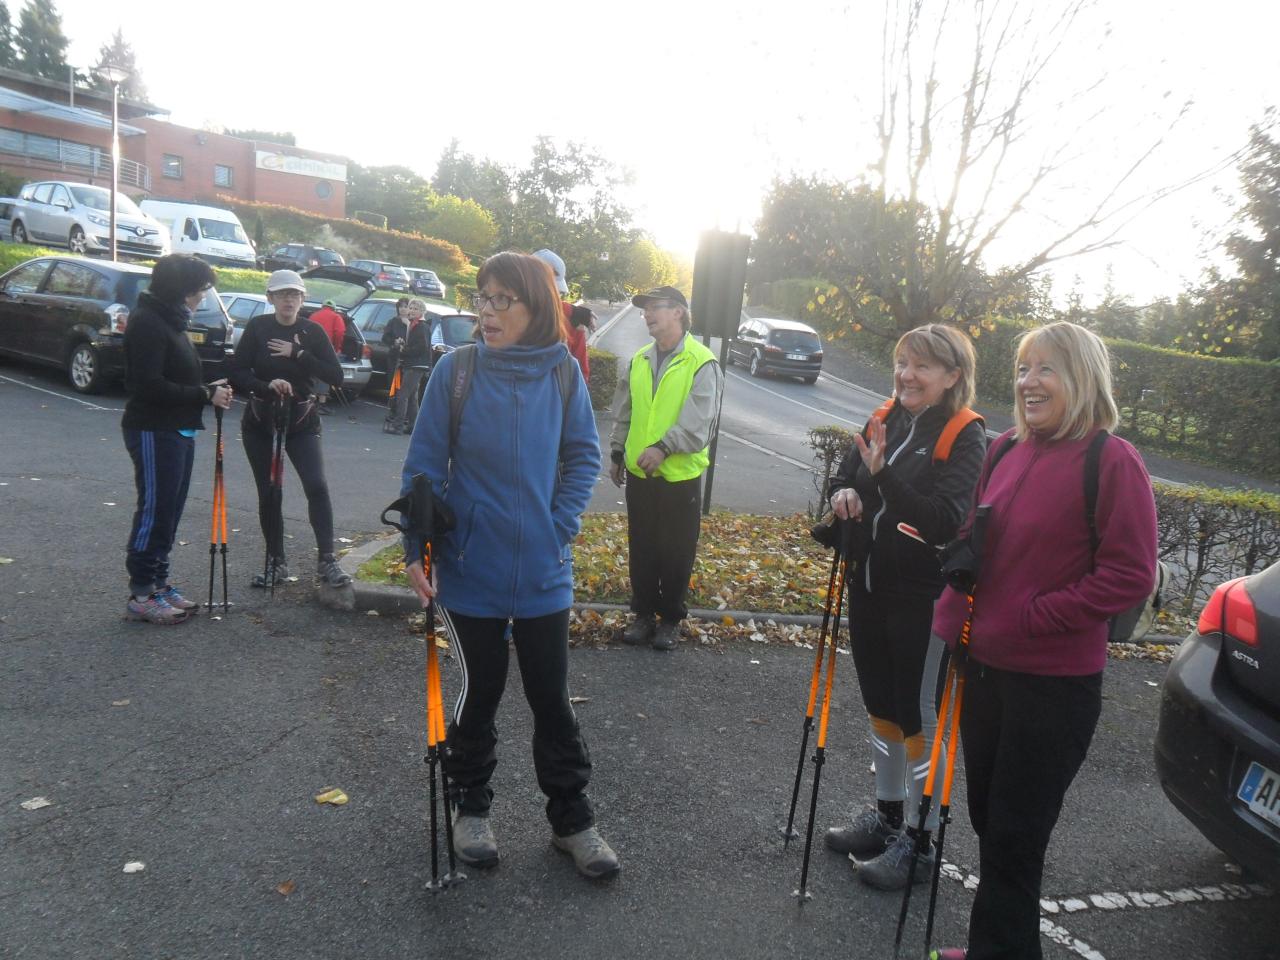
56, 0, 1280, 304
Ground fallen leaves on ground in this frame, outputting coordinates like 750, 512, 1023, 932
275, 880, 296, 896
314, 788, 348, 806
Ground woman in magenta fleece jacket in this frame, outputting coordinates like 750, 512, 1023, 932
929, 322, 1157, 960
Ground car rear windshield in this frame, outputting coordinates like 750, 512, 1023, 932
440, 315, 477, 345
315, 250, 343, 265
305, 278, 368, 311
199, 219, 249, 244
770, 330, 821, 351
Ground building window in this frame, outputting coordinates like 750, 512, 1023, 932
162, 154, 183, 179
315, 180, 332, 199
213, 164, 233, 188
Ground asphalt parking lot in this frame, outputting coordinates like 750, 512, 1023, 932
2, 364, 1277, 960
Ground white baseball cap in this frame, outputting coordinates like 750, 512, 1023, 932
266, 269, 306, 293
532, 249, 569, 296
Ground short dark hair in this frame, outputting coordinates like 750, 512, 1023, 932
396, 296, 410, 312
148, 254, 216, 305
475, 251, 565, 348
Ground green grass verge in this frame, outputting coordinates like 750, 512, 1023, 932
358, 512, 835, 615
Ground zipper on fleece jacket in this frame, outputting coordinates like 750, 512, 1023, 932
866, 410, 920, 591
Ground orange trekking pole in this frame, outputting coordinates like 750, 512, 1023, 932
793, 523, 851, 902
382, 473, 463, 891
781, 547, 843, 847
894, 504, 991, 958
206, 406, 230, 613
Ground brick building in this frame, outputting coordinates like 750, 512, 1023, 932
0, 68, 347, 217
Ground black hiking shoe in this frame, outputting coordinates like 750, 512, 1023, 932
825, 807, 901, 859
251, 559, 289, 589
316, 554, 352, 588
621, 616, 656, 646
651, 621, 680, 651
857, 829, 935, 890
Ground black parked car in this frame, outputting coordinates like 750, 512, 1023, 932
258, 243, 345, 272
728, 316, 823, 384
0, 255, 231, 393
1155, 560, 1280, 883
349, 297, 476, 392
404, 267, 446, 300
348, 259, 411, 293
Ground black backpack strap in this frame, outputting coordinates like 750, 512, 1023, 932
983, 431, 1017, 488
1084, 430, 1109, 557
447, 344, 479, 450
555, 354, 577, 419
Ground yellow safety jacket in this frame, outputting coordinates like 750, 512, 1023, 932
624, 334, 717, 482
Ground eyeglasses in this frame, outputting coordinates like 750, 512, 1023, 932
642, 300, 676, 311
271, 289, 304, 299
471, 293, 521, 312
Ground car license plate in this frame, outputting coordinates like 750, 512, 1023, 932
186, 331, 205, 344
787, 353, 808, 361
343, 369, 354, 380
1237, 760, 1280, 828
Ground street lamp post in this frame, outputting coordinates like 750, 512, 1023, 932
94, 64, 130, 261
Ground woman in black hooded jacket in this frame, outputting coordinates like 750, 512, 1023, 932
121, 254, 232, 625
823, 323, 985, 891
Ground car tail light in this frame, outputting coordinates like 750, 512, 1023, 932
362, 344, 372, 359
764, 344, 784, 354
1197, 577, 1259, 646
103, 303, 129, 334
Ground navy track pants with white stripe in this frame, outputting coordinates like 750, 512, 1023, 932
123, 428, 195, 596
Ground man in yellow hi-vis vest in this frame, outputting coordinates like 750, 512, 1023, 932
609, 286, 724, 651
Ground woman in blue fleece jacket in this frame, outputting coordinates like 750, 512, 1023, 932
400, 251, 618, 880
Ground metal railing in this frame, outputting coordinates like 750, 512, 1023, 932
0, 127, 151, 190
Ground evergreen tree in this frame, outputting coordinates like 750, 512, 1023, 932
0, 2, 16, 70
15, 0, 69, 82
89, 27, 147, 101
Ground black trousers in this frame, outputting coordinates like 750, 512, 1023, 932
846, 581, 940, 738
960, 659, 1103, 960
439, 608, 593, 837
241, 425, 335, 557
625, 473, 702, 622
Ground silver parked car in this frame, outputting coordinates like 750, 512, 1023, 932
10, 181, 170, 258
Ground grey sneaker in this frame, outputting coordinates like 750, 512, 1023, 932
316, 554, 352, 588
621, 616, 656, 646
251, 559, 289, 589
552, 826, 620, 879
451, 814, 499, 868
125, 592, 189, 626
651, 621, 680, 651
155, 585, 198, 612
824, 807, 901, 859
857, 829, 935, 890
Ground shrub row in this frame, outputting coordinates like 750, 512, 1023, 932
803, 426, 1280, 617
765, 279, 1280, 476
213, 197, 472, 280
587, 346, 617, 412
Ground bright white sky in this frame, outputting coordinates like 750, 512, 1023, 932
55, 0, 1280, 305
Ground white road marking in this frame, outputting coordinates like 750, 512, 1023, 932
939, 858, 1274, 960
0, 375, 122, 411
725, 368, 865, 426
719, 430, 815, 472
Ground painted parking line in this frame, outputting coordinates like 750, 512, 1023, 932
932, 859, 1275, 960
0, 374, 123, 411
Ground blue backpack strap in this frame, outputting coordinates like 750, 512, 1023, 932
447, 344, 478, 450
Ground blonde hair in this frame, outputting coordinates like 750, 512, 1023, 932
407, 297, 427, 313
894, 323, 976, 416
1014, 321, 1119, 441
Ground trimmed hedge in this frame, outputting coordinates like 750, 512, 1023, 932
214, 197, 474, 284
587, 346, 617, 412
766, 278, 1280, 477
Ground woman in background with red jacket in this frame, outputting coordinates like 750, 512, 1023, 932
929, 321, 1157, 960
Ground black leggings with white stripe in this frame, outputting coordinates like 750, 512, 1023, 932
439, 607, 594, 837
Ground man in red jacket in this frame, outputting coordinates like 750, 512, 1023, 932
309, 300, 346, 414
533, 248, 590, 382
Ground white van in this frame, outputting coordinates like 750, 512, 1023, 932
139, 200, 256, 267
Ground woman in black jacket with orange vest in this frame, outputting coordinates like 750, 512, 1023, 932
823, 323, 985, 890
122, 254, 232, 625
